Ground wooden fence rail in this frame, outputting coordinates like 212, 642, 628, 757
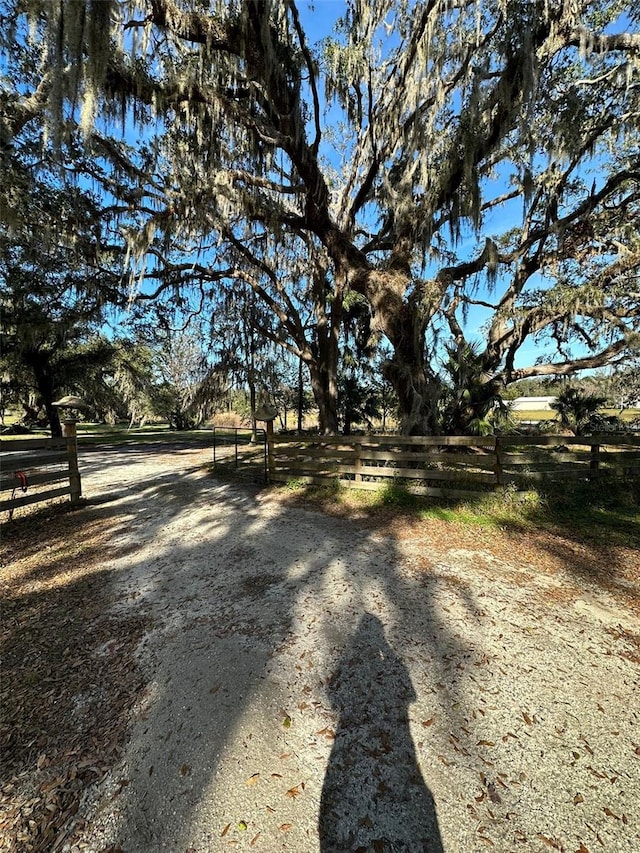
267, 433, 640, 498
1, 430, 81, 516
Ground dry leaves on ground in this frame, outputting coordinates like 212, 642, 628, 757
270, 486, 639, 615
0, 502, 149, 853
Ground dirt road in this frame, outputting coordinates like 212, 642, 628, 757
64, 443, 640, 852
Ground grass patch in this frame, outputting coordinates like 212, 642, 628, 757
77, 423, 213, 446
277, 474, 639, 546
511, 410, 558, 422
526, 476, 640, 548
1, 422, 215, 447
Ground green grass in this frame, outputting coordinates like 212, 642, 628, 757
0, 421, 214, 446
76, 422, 213, 445
282, 474, 640, 546
511, 410, 558, 422
603, 408, 640, 422
509, 408, 640, 424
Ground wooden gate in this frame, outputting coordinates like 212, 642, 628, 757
1, 433, 81, 517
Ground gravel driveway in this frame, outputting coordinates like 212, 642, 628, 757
67, 442, 639, 853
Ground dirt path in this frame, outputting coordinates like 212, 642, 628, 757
7, 443, 639, 853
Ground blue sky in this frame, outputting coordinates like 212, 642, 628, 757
7, 0, 626, 377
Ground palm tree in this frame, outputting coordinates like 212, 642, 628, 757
550, 387, 607, 435
440, 343, 503, 435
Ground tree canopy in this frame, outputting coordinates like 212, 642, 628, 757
0, 159, 124, 433
2, 0, 639, 434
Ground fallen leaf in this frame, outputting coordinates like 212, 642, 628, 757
536, 834, 562, 849
578, 736, 594, 756
280, 823, 293, 831
316, 727, 335, 740
422, 717, 435, 727
283, 715, 292, 729
522, 712, 533, 726
238, 820, 248, 831
180, 764, 191, 777
246, 774, 260, 787
576, 843, 590, 853
250, 832, 261, 846
286, 785, 301, 798
477, 740, 495, 747
586, 766, 607, 779
221, 824, 231, 837
603, 807, 620, 820
574, 793, 585, 805
40, 777, 64, 794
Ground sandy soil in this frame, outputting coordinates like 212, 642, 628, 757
4, 441, 639, 853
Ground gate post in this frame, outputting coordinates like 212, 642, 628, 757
53, 396, 88, 505
265, 420, 275, 483
255, 402, 278, 484
354, 440, 362, 483
590, 439, 600, 480
62, 419, 82, 503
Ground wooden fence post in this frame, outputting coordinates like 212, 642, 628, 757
590, 439, 600, 480
62, 419, 82, 503
494, 436, 504, 489
354, 440, 362, 483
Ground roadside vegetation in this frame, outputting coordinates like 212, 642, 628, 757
280, 473, 639, 541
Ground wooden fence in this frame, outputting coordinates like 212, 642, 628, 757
267, 433, 640, 499
1, 434, 81, 517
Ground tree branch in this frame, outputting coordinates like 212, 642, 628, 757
512, 338, 634, 381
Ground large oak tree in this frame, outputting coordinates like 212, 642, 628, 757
2, 0, 639, 433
